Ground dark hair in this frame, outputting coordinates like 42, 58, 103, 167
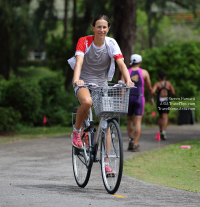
92, 15, 110, 27
158, 71, 166, 80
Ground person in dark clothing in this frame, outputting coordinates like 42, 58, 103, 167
152, 71, 175, 140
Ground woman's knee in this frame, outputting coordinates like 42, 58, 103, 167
81, 97, 92, 108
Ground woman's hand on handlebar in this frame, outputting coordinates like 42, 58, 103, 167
125, 80, 135, 87
74, 80, 84, 87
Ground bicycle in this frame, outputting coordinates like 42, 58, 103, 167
71, 81, 131, 194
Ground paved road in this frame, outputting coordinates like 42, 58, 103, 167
0, 125, 200, 207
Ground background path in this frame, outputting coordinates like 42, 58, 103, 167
0, 124, 200, 207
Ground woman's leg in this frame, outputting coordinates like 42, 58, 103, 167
75, 88, 92, 130
127, 115, 134, 139
160, 113, 168, 131
159, 113, 168, 140
158, 114, 162, 131
72, 88, 92, 147
133, 115, 142, 147
127, 115, 134, 150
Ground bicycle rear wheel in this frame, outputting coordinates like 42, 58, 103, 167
100, 119, 123, 194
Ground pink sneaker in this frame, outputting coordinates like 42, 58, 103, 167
105, 165, 116, 174
72, 131, 83, 148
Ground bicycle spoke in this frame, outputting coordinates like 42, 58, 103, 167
77, 153, 87, 166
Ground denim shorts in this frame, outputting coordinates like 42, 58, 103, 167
73, 86, 90, 97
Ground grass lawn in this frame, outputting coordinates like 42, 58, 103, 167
124, 139, 200, 193
0, 126, 72, 144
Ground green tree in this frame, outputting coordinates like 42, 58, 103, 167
0, 0, 32, 79
32, 0, 57, 52
113, 0, 137, 80
63, 0, 69, 39
141, 41, 200, 98
138, 0, 200, 48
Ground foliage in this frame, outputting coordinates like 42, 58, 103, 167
46, 35, 73, 74
0, 0, 59, 79
0, 74, 78, 129
135, 8, 200, 53
0, 107, 21, 131
0, 0, 33, 79
141, 41, 200, 98
15, 66, 59, 84
38, 75, 78, 126
142, 102, 178, 125
0, 78, 7, 105
31, 0, 57, 50
2, 79, 42, 125
194, 92, 200, 122
136, 0, 200, 48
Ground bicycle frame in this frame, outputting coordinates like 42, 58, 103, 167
84, 107, 108, 165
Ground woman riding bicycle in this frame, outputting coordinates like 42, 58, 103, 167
68, 15, 134, 172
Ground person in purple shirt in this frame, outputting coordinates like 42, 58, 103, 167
122, 54, 154, 151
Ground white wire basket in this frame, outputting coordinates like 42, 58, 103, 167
91, 86, 130, 118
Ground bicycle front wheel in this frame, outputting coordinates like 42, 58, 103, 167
72, 146, 91, 188
100, 119, 123, 194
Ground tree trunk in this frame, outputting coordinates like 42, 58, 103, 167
147, 10, 153, 48
65, 0, 77, 90
63, 0, 68, 39
72, 0, 77, 50
0, 24, 10, 80
113, 0, 137, 81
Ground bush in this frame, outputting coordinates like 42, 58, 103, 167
0, 107, 21, 131
143, 102, 158, 125
142, 102, 178, 125
46, 35, 73, 73
141, 41, 200, 98
0, 78, 7, 105
38, 75, 78, 126
194, 93, 200, 122
2, 79, 42, 124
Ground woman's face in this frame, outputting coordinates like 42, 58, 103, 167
92, 19, 110, 39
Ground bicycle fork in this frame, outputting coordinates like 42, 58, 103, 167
94, 118, 108, 162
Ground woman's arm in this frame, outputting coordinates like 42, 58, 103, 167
152, 83, 158, 95
116, 59, 134, 87
73, 55, 84, 86
143, 70, 154, 105
169, 82, 176, 95
143, 70, 153, 97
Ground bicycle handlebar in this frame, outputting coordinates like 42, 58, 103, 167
77, 80, 137, 89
